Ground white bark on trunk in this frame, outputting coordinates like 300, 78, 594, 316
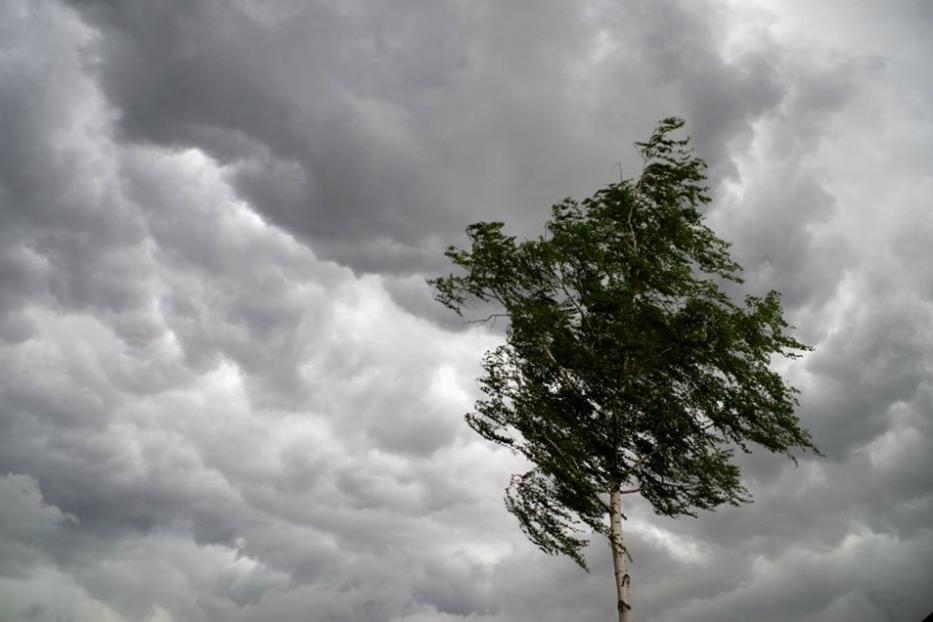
610, 490, 633, 622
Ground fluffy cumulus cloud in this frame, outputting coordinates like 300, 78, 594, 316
1, 0, 931, 620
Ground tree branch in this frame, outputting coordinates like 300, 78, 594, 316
541, 343, 606, 417
465, 313, 509, 326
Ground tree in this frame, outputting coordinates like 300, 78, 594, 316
429, 118, 819, 622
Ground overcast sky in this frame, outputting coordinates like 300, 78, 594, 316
1, 1, 932, 621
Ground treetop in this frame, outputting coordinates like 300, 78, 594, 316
430, 117, 818, 569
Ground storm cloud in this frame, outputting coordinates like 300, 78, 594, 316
1, 1, 931, 620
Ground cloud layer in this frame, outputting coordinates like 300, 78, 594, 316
1, 1, 931, 620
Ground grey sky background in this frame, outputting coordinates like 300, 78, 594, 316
1, 1, 931, 621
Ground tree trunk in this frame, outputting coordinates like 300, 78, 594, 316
610, 490, 633, 622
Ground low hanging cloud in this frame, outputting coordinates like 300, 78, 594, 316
1, 1, 932, 621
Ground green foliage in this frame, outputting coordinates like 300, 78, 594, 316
430, 118, 818, 570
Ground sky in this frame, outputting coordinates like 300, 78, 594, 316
1, 1, 932, 621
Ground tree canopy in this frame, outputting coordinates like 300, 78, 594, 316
430, 118, 818, 581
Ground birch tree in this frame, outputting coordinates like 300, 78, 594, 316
430, 118, 818, 622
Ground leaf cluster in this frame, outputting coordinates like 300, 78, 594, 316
430, 118, 818, 568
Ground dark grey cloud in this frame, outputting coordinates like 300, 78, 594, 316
65, 0, 799, 277
1, 0, 932, 621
